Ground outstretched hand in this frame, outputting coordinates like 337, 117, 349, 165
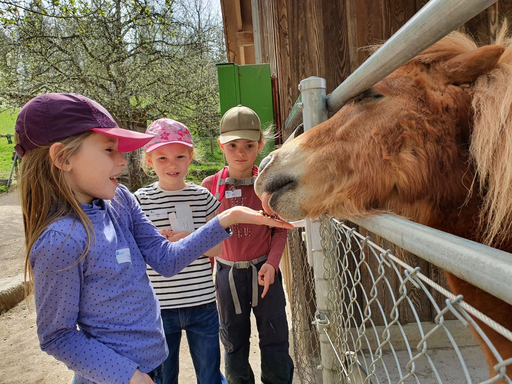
218, 206, 294, 230
258, 263, 276, 298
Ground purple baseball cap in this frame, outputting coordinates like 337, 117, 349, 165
144, 118, 194, 153
14, 93, 155, 157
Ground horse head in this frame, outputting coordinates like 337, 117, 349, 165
256, 29, 512, 380
256, 32, 505, 240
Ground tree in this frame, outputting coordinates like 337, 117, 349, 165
0, 0, 225, 189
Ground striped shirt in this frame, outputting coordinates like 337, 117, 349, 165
134, 182, 221, 309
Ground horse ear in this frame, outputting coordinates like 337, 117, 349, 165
442, 45, 504, 85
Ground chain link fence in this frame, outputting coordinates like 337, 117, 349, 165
285, 227, 321, 383
285, 215, 512, 383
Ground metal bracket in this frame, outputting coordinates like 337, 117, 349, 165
312, 311, 331, 332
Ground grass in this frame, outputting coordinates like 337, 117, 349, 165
0, 108, 18, 135
189, 137, 225, 185
0, 109, 19, 192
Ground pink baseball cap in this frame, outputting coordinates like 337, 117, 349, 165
144, 118, 194, 153
14, 93, 155, 157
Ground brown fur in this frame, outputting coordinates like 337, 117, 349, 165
256, 26, 512, 381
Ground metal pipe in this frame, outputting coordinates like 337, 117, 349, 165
300, 77, 335, 383
283, 94, 303, 137
327, 0, 498, 112
351, 214, 512, 306
300, 77, 327, 130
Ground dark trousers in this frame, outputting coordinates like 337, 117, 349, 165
216, 260, 294, 384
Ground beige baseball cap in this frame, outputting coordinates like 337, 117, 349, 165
219, 105, 261, 144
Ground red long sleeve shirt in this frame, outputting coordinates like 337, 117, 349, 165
202, 175, 287, 272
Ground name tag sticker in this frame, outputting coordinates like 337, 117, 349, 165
149, 209, 167, 220
225, 189, 242, 199
116, 248, 131, 264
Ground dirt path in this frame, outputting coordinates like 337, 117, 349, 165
0, 190, 266, 383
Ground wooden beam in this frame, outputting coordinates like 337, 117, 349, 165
235, 31, 254, 46
235, 0, 243, 30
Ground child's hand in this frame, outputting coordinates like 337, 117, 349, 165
258, 263, 276, 298
218, 206, 294, 229
129, 369, 154, 384
161, 230, 190, 242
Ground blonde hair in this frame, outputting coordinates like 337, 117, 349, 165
261, 124, 276, 144
18, 131, 95, 291
470, 23, 512, 246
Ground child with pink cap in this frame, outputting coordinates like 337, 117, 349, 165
134, 118, 226, 384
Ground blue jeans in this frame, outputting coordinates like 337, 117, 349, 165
161, 302, 226, 384
72, 364, 164, 384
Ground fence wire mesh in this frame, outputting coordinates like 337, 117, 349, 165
286, 215, 512, 384
286, 227, 321, 383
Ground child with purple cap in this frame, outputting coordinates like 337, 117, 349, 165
16, 94, 293, 384
134, 118, 226, 384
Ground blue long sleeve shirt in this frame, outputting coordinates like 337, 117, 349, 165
30, 185, 230, 384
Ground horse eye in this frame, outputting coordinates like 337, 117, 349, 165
354, 90, 384, 104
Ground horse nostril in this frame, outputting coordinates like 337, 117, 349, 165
259, 155, 272, 172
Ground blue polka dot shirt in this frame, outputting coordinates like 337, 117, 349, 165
30, 184, 230, 384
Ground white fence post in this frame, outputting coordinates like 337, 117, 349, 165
299, 77, 333, 383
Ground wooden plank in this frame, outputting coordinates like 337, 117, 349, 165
275, 0, 298, 131
463, 4, 499, 44
258, 0, 267, 63
240, 0, 255, 63
320, 0, 353, 95
415, 0, 429, 9
221, 0, 238, 63
234, 0, 243, 31
384, 0, 417, 36
355, 0, 386, 64
307, 0, 325, 79
235, 31, 254, 46
345, 0, 360, 74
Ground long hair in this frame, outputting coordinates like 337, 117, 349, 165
388, 25, 512, 247
18, 131, 95, 291
470, 23, 512, 247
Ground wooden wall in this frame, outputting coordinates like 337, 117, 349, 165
253, 0, 512, 140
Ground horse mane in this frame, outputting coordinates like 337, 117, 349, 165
412, 23, 512, 247
470, 23, 512, 247
367, 25, 512, 247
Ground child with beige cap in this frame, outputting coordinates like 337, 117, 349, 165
202, 105, 294, 384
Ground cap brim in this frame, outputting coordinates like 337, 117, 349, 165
145, 141, 194, 153
219, 130, 261, 144
92, 127, 155, 152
